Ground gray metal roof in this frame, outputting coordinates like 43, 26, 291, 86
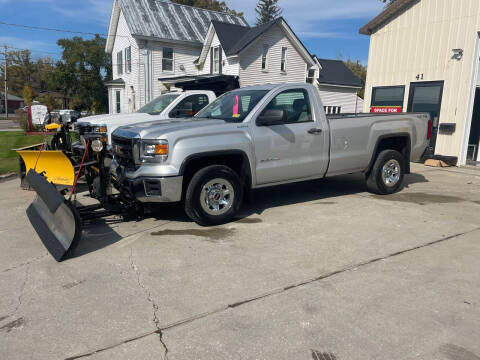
118, 0, 249, 44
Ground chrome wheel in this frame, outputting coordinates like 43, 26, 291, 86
382, 159, 401, 187
200, 178, 235, 216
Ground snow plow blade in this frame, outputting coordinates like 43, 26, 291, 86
25, 170, 81, 262
16, 150, 75, 186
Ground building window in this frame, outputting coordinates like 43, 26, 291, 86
125, 46, 132, 73
281, 47, 287, 73
262, 45, 269, 71
307, 69, 316, 83
213, 47, 220, 73
117, 51, 123, 75
116, 91, 121, 113
371, 86, 405, 108
162, 47, 174, 72
324, 106, 342, 115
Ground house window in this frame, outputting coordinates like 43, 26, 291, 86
117, 51, 123, 75
162, 47, 174, 72
213, 47, 220, 73
262, 45, 269, 71
307, 69, 316, 83
116, 91, 121, 113
125, 46, 132, 73
371, 86, 405, 108
281, 47, 287, 73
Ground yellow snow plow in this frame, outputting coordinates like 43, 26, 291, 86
16, 150, 75, 186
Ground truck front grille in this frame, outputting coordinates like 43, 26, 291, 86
112, 135, 137, 170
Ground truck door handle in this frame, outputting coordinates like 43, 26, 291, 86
308, 128, 323, 135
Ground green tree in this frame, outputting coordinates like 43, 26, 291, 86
339, 56, 367, 99
171, 0, 243, 16
0, 50, 57, 99
22, 85, 34, 105
55, 35, 112, 112
255, 0, 282, 25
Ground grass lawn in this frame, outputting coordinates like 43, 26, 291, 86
0, 132, 46, 174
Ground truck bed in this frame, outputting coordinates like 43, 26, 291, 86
325, 112, 430, 177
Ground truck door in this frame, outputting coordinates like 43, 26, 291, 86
252, 87, 328, 185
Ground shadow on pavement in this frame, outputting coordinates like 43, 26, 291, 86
67, 172, 428, 258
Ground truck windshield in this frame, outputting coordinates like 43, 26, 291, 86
137, 94, 180, 115
195, 90, 269, 122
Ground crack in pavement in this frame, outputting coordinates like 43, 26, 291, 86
13, 264, 29, 315
1, 253, 48, 274
64, 226, 480, 360
129, 248, 169, 360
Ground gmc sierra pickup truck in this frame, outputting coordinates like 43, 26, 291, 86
75, 90, 216, 145
110, 83, 431, 225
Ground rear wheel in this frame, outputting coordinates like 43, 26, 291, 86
184, 165, 243, 226
366, 150, 405, 195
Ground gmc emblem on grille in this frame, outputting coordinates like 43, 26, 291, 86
113, 145, 122, 155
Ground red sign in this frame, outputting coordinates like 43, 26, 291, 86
370, 106, 402, 113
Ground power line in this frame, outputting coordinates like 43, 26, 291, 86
0, 21, 130, 38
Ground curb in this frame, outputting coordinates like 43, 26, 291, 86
0, 173, 18, 183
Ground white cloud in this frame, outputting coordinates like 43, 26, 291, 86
226, 0, 384, 38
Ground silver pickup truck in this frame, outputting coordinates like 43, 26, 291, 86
111, 83, 431, 225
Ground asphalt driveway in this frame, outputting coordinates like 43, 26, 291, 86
1, 163, 479, 360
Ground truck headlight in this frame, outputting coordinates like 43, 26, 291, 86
91, 139, 104, 153
94, 125, 107, 134
141, 140, 168, 163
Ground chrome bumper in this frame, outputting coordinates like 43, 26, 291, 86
122, 175, 183, 203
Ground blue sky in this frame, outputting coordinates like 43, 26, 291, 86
0, 0, 385, 64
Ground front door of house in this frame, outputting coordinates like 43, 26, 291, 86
407, 81, 444, 157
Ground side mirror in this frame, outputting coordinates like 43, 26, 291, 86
257, 109, 285, 126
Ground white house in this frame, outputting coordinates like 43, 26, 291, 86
315, 58, 364, 114
105, 0, 362, 116
105, 0, 248, 114
361, 0, 480, 164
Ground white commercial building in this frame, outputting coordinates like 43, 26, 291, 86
361, 0, 480, 165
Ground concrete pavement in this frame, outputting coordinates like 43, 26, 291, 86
0, 163, 479, 360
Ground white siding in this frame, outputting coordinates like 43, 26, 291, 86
239, 25, 307, 87
363, 0, 480, 162
111, 10, 140, 113
318, 85, 363, 113
199, 33, 240, 76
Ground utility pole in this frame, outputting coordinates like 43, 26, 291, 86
3, 45, 7, 120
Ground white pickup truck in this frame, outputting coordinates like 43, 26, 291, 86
75, 90, 216, 144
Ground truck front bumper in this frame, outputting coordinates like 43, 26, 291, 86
118, 176, 183, 203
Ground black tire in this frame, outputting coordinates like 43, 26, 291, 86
366, 150, 406, 195
185, 165, 243, 226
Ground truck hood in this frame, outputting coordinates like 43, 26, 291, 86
76, 113, 168, 144
113, 118, 231, 140
77, 113, 158, 127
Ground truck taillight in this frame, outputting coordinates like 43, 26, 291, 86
427, 119, 433, 140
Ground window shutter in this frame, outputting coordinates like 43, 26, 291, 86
210, 49, 213, 74
219, 46, 223, 74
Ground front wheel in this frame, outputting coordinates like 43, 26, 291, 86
184, 165, 243, 226
366, 150, 405, 195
